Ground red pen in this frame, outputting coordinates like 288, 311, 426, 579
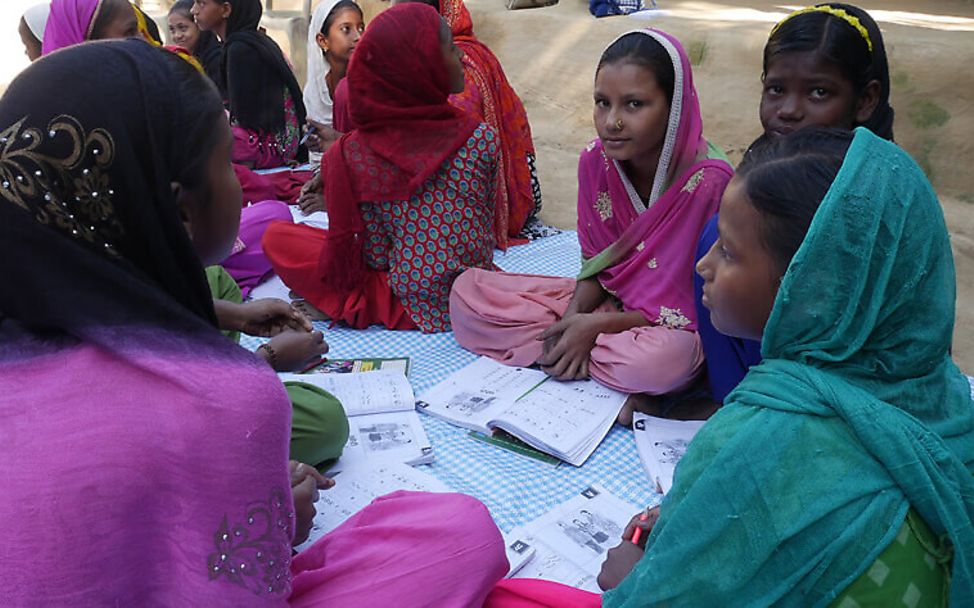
630, 510, 650, 545
299, 356, 328, 373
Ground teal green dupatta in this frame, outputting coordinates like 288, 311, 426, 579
604, 129, 974, 607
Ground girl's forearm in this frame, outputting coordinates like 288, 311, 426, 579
565, 277, 609, 316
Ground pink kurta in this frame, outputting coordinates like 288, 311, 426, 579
450, 28, 732, 395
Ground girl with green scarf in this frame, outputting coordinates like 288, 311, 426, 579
486, 127, 974, 606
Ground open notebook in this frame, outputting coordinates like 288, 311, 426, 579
279, 370, 433, 471
417, 357, 627, 466
505, 485, 643, 593
632, 412, 705, 494
294, 462, 450, 552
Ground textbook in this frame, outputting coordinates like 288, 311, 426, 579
329, 410, 433, 472
278, 369, 414, 417
632, 412, 705, 494
279, 370, 433, 470
302, 357, 411, 376
294, 461, 450, 552
417, 357, 627, 466
505, 485, 642, 593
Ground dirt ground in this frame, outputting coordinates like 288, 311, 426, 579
440, 0, 974, 373
2, 0, 971, 372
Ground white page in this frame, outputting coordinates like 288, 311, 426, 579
632, 412, 705, 494
507, 485, 640, 593
289, 205, 329, 230
503, 533, 537, 578
278, 369, 414, 417
492, 379, 626, 465
328, 410, 433, 473
295, 462, 450, 552
417, 357, 548, 432
247, 275, 293, 302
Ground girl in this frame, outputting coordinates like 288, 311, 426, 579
450, 29, 732, 398
378, 0, 544, 245
167, 0, 201, 52
694, 3, 895, 405
263, 4, 498, 334
169, 0, 224, 90
0, 40, 507, 605
18, 4, 48, 62
42, 0, 139, 54
303, 0, 365, 153
192, 0, 306, 169
491, 127, 974, 607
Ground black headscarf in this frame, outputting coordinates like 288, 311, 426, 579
195, 31, 225, 96
220, 0, 306, 135
0, 40, 239, 356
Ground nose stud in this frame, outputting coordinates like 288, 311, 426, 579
615, 119, 623, 130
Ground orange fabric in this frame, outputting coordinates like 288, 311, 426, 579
441, 0, 537, 246
262, 221, 417, 330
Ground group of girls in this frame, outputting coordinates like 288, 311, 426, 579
3, 0, 972, 606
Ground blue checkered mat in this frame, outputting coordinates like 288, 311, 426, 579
241, 231, 660, 531
242, 231, 974, 532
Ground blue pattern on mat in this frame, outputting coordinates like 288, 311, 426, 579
241, 231, 660, 531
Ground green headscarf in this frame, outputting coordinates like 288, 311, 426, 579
604, 128, 974, 607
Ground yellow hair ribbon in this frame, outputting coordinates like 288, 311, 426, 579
771, 5, 873, 53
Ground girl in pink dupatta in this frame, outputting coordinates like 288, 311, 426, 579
0, 41, 506, 606
451, 29, 732, 398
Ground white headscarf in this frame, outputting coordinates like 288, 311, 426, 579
24, 3, 51, 41
304, 0, 352, 126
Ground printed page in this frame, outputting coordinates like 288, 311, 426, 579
295, 462, 450, 552
304, 357, 411, 376
278, 369, 415, 417
416, 357, 548, 433
506, 486, 641, 593
632, 412, 705, 494
328, 410, 433, 473
491, 379, 626, 465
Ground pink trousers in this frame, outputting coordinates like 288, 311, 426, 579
449, 269, 703, 394
290, 491, 508, 607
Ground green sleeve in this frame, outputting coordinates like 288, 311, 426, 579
830, 509, 951, 608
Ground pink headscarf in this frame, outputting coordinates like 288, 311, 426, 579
576, 28, 732, 332
42, 0, 105, 55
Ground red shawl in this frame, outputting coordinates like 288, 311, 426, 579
442, 0, 537, 245
319, 3, 480, 293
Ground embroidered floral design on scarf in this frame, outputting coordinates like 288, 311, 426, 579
0, 115, 122, 255
680, 168, 705, 194
646, 258, 658, 269
207, 488, 293, 596
595, 191, 613, 221
657, 305, 691, 329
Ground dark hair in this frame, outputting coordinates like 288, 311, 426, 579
320, 0, 365, 36
90, 0, 130, 39
737, 127, 854, 272
597, 32, 675, 106
763, 4, 894, 140
162, 51, 227, 195
169, 0, 195, 18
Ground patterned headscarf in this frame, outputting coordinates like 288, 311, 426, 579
0, 40, 234, 351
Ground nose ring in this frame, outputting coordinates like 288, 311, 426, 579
615, 119, 623, 129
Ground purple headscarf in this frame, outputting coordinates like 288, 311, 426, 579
42, 0, 104, 55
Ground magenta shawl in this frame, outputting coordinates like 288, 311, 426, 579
42, 0, 104, 55
576, 28, 732, 332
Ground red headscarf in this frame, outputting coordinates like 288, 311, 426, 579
441, 0, 537, 246
319, 3, 480, 292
